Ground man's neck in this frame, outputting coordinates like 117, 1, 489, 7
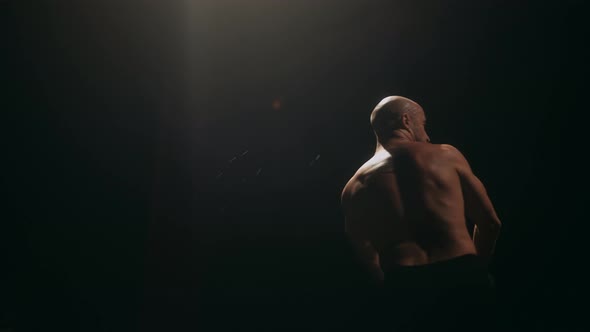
375, 130, 414, 153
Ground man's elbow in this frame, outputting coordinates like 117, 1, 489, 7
485, 218, 502, 233
492, 219, 502, 233
477, 216, 501, 233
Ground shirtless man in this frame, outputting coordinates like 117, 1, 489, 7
341, 96, 502, 330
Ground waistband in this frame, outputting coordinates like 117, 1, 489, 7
383, 254, 490, 287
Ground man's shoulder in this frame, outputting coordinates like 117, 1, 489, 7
412, 142, 457, 153
341, 175, 361, 203
433, 144, 467, 164
341, 168, 376, 204
414, 143, 462, 160
406, 143, 465, 172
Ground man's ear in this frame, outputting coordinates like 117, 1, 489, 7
402, 113, 411, 129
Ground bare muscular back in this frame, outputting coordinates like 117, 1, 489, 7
342, 142, 477, 271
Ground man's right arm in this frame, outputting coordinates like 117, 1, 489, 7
442, 145, 502, 265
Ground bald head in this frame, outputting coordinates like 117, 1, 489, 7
370, 96, 430, 143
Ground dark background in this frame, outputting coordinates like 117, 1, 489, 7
3, 0, 583, 331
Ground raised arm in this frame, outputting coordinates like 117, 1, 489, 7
443, 145, 502, 265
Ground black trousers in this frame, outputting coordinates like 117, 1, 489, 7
379, 254, 497, 332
